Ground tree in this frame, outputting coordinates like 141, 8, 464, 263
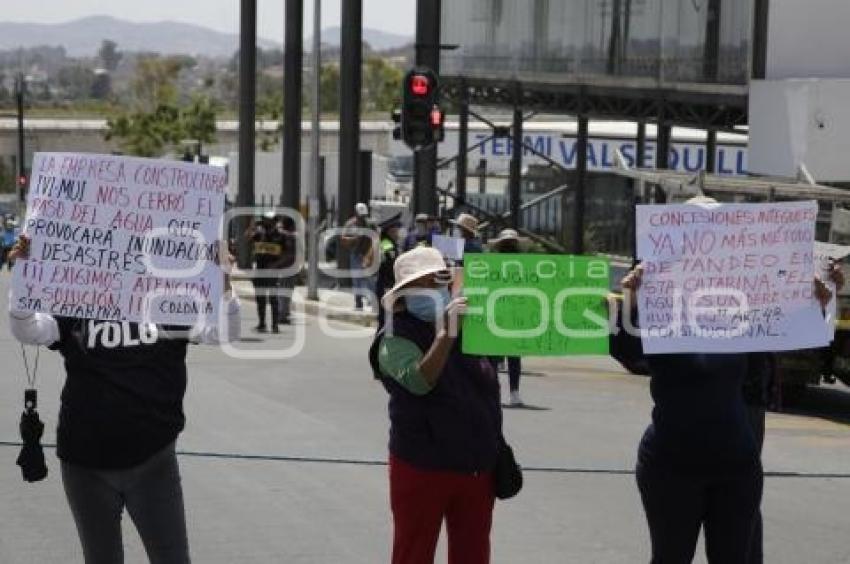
57, 65, 95, 100
105, 55, 215, 157
130, 55, 186, 111
362, 57, 403, 113
98, 40, 122, 72
106, 105, 183, 157
320, 63, 340, 113
180, 95, 218, 156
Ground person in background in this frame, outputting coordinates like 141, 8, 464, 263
246, 211, 286, 333
275, 215, 298, 326
449, 213, 483, 258
622, 260, 841, 564
7, 234, 240, 564
2, 218, 20, 271
342, 202, 377, 311
369, 246, 502, 564
428, 215, 443, 238
375, 216, 402, 327
402, 213, 432, 251
489, 228, 525, 407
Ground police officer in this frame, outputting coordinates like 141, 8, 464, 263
375, 216, 402, 326
246, 211, 287, 332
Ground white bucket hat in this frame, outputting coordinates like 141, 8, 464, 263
381, 246, 449, 309
449, 213, 479, 236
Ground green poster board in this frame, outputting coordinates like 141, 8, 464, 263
461, 254, 610, 356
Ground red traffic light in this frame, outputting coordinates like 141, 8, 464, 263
430, 106, 444, 127
17, 175, 27, 186
409, 74, 431, 97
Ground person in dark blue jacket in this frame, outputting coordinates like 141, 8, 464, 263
369, 246, 502, 564
621, 261, 840, 564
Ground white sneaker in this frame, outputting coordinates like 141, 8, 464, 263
509, 390, 524, 407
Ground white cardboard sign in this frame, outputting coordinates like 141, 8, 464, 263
10, 152, 227, 325
636, 201, 831, 353
432, 234, 465, 261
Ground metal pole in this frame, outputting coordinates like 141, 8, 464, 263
338, 0, 362, 223
283, 0, 303, 210
306, 0, 322, 301
456, 80, 469, 206
15, 74, 25, 211
573, 115, 588, 254
703, 0, 721, 82
656, 119, 671, 169
509, 95, 523, 229
237, 0, 257, 269
751, 0, 770, 80
706, 129, 718, 173
413, 0, 441, 217
636, 120, 646, 168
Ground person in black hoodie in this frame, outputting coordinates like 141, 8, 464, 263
370, 246, 502, 564
7, 235, 240, 564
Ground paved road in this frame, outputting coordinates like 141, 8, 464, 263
0, 274, 848, 563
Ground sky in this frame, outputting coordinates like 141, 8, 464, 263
0, 0, 417, 41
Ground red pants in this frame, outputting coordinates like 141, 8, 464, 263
389, 455, 495, 564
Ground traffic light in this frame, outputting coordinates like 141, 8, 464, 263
396, 67, 442, 151
17, 174, 27, 188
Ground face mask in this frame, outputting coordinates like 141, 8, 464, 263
406, 287, 451, 322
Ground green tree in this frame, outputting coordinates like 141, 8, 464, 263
362, 57, 403, 113
98, 40, 122, 71
105, 55, 214, 157
320, 63, 340, 113
106, 105, 183, 157
180, 95, 218, 156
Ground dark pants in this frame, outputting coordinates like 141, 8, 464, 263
636, 465, 762, 564
506, 357, 521, 391
278, 276, 294, 322
487, 357, 522, 392
389, 456, 494, 564
253, 278, 280, 328
61, 443, 190, 564
746, 406, 766, 564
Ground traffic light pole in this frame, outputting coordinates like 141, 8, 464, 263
412, 0, 441, 218
282, 0, 303, 210
338, 0, 362, 224
237, 0, 257, 269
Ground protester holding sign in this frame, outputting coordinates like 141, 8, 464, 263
369, 247, 502, 564
7, 234, 240, 564
626, 198, 842, 564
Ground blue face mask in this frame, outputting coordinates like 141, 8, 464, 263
406, 287, 451, 322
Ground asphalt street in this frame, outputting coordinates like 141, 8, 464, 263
0, 273, 848, 563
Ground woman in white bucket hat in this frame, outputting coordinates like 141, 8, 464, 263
369, 246, 503, 564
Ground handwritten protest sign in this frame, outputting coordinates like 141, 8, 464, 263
10, 152, 227, 325
636, 201, 831, 354
432, 234, 465, 261
461, 254, 609, 356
